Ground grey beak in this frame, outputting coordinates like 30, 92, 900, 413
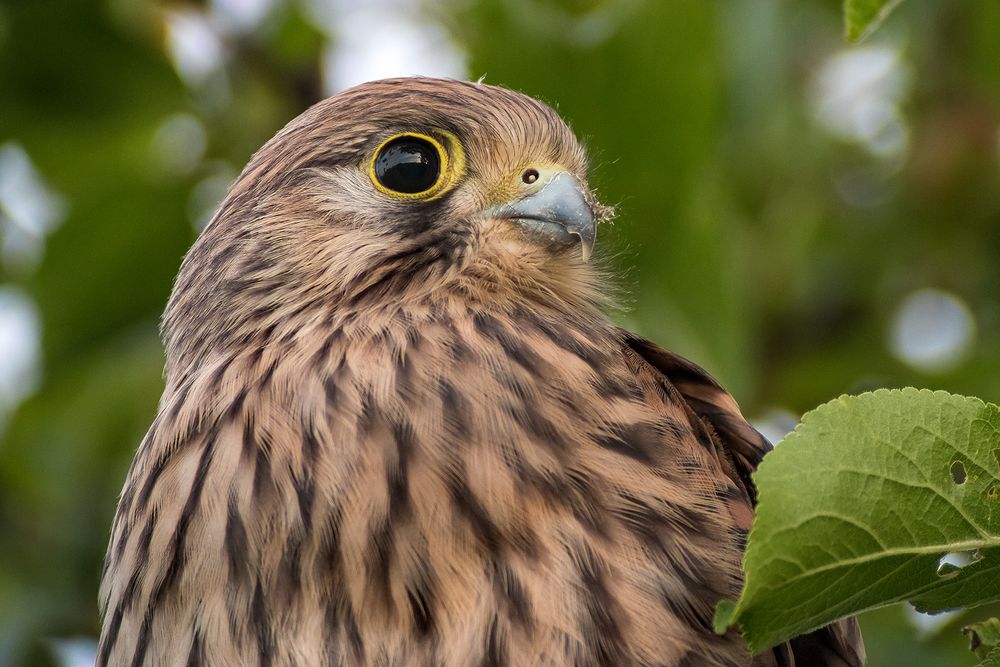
493, 172, 597, 261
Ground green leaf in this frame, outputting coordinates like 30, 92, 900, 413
713, 599, 738, 635
979, 645, 1000, 667
714, 389, 1000, 654
965, 618, 1000, 659
844, 0, 905, 42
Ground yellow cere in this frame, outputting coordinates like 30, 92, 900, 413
368, 130, 466, 201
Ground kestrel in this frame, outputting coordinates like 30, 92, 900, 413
98, 77, 864, 666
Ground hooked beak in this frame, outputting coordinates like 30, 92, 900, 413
490, 172, 597, 261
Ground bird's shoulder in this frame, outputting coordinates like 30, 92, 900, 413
615, 328, 771, 500
615, 328, 865, 667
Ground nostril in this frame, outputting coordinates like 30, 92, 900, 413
522, 168, 540, 185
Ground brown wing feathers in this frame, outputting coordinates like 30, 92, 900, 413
622, 330, 866, 666
620, 329, 769, 500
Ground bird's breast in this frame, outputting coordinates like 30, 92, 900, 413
99, 302, 753, 666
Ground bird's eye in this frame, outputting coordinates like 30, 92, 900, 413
370, 133, 447, 198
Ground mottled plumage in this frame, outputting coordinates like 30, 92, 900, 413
98, 78, 864, 666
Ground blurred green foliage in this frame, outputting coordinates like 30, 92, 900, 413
844, 0, 905, 42
0, 0, 997, 664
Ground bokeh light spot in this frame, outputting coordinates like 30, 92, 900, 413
304, 0, 466, 95
210, 0, 277, 35
752, 408, 800, 446
164, 8, 226, 87
889, 288, 975, 373
151, 113, 207, 176
0, 142, 67, 274
188, 163, 239, 230
0, 286, 40, 433
812, 45, 911, 160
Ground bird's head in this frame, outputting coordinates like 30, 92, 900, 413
164, 77, 614, 375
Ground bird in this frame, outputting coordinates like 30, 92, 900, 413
97, 77, 864, 666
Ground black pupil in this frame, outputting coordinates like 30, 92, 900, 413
375, 137, 441, 194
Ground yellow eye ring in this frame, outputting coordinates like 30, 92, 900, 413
368, 131, 463, 200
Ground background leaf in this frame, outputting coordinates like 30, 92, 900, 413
715, 389, 1000, 653
965, 618, 1000, 659
844, 0, 905, 42
979, 646, 1000, 667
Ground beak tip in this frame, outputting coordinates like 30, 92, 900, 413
497, 172, 598, 259
568, 227, 595, 262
